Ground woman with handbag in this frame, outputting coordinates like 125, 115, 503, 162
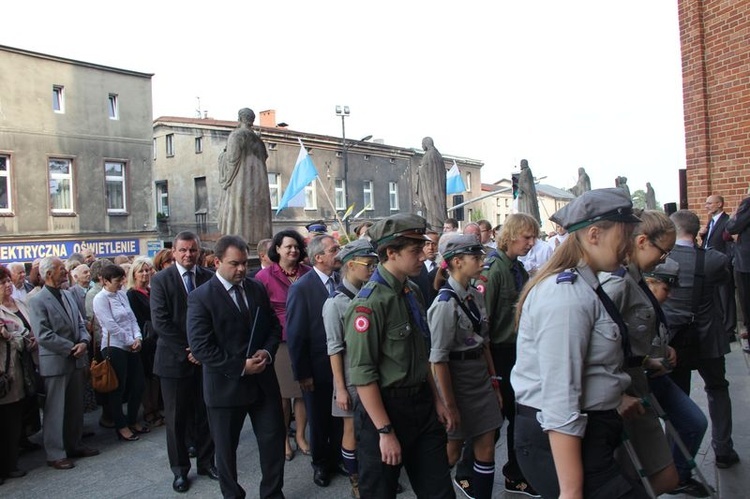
93, 264, 146, 442
0, 265, 37, 481
126, 257, 163, 428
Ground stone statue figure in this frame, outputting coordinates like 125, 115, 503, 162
569, 167, 591, 196
517, 159, 541, 224
416, 137, 447, 230
615, 176, 631, 199
645, 182, 657, 210
218, 108, 272, 245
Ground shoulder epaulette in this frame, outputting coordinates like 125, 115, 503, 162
612, 267, 627, 278
556, 270, 578, 284
356, 286, 374, 299
437, 289, 455, 302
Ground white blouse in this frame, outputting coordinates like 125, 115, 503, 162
93, 289, 141, 351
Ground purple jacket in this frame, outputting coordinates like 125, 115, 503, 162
255, 262, 311, 341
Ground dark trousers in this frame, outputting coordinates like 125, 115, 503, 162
355, 385, 453, 499
161, 373, 215, 476
735, 270, 750, 329
303, 381, 342, 472
103, 347, 145, 430
492, 343, 522, 480
669, 356, 734, 456
0, 400, 23, 476
515, 408, 649, 499
719, 266, 737, 336
206, 393, 286, 499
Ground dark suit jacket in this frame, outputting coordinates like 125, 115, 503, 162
412, 261, 439, 308
661, 244, 730, 359
151, 264, 213, 378
286, 269, 335, 384
700, 211, 731, 254
187, 276, 281, 408
726, 196, 750, 272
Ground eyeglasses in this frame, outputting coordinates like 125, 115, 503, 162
351, 260, 377, 271
650, 239, 670, 261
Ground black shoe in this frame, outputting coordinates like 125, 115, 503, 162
313, 469, 330, 487
172, 475, 189, 493
332, 462, 350, 477
715, 449, 740, 469
187, 445, 197, 458
453, 477, 475, 499
19, 438, 42, 451
667, 477, 714, 497
395, 481, 405, 494
2, 469, 26, 479
197, 465, 220, 480
505, 477, 541, 497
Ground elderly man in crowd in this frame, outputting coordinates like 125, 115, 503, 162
8, 262, 33, 303
28, 257, 99, 470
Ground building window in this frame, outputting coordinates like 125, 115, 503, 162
166, 134, 174, 157
105, 161, 127, 213
49, 158, 74, 213
363, 180, 373, 211
153, 138, 157, 160
268, 173, 280, 209
389, 182, 399, 211
0, 155, 11, 213
52, 85, 64, 113
334, 178, 346, 210
108, 94, 119, 120
195, 137, 203, 154
194, 177, 208, 213
466, 172, 472, 192
304, 182, 317, 210
155, 181, 169, 217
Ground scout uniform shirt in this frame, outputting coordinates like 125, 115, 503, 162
344, 264, 429, 389
481, 249, 527, 345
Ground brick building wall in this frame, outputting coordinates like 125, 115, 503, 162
679, 0, 750, 212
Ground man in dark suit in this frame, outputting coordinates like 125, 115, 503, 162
188, 235, 285, 499
662, 210, 740, 469
700, 195, 737, 339
286, 234, 343, 487
151, 231, 216, 492
412, 230, 439, 308
727, 192, 750, 345
28, 257, 99, 470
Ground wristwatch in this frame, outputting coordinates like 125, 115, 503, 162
377, 423, 393, 434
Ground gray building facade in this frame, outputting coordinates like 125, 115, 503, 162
0, 45, 155, 262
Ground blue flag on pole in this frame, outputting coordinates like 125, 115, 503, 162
277, 139, 319, 214
446, 160, 467, 195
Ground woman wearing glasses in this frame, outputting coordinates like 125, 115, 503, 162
599, 211, 709, 496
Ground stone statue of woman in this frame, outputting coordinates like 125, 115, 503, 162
569, 167, 591, 196
517, 159, 541, 223
416, 137, 447, 230
217, 108, 273, 245
645, 182, 657, 210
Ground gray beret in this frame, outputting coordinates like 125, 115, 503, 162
337, 239, 377, 263
643, 257, 679, 286
439, 234, 485, 260
550, 188, 640, 232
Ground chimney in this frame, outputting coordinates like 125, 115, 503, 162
259, 109, 276, 128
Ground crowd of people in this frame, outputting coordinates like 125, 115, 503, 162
0, 188, 745, 499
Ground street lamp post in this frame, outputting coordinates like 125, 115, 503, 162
335, 105, 351, 233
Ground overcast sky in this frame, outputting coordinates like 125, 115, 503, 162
4, 0, 686, 204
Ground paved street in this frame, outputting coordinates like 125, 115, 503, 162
3, 343, 749, 498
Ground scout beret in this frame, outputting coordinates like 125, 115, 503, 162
643, 257, 679, 286
337, 239, 377, 263
305, 220, 327, 234
369, 213, 431, 248
439, 234, 485, 260
550, 188, 640, 232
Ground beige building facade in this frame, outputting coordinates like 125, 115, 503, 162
0, 45, 155, 262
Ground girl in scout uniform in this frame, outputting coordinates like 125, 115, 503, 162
322, 239, 378, 498
598, 210, 681, 495
427, 235, 503, 499
510, 188, 650, 499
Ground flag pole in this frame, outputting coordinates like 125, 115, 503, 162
315, 177, 352, 243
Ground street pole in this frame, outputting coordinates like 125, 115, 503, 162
336, 105, 350, 234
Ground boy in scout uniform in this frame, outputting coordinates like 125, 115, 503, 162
345, 213, 455, 499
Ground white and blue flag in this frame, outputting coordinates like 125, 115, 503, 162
276, 139, 319, 213
446, 160, 467, 195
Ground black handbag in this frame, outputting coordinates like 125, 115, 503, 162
0, 342, 12, 398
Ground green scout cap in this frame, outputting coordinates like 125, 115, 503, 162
369, 213, 431, 248
643, 257, 679, 286
337, 239, 377, 263
550, 188, 641, 232
439, 234, 485, 260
